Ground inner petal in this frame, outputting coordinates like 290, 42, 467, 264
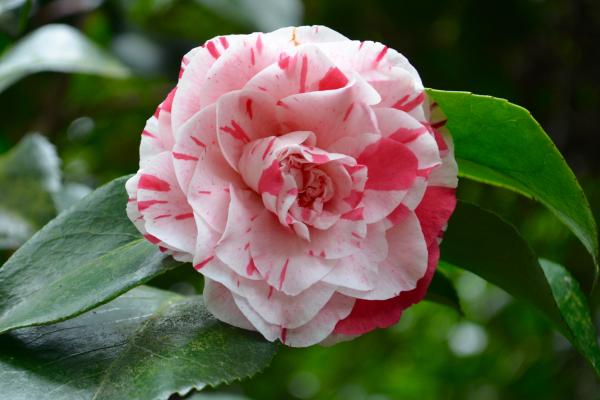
298, 165, 334, 209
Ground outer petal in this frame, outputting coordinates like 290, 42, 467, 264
214, 281, 356, 348
333, 242, 439, 336
267, 25, 349, 46
280, 293, 355, 347
126, 174, 146, 233
200, 257, 337, 329
322, 252, 378, 291
171, 35, 245, 131
426, 128, 459, 188
315, 40, 423, 91
314, 40, 426, 121
369, 67, 422, 111
415, 186, 457, 247
197, 34, 282, 111
139, 88, 176, 166
232, 293, 280, 341
204, 279, 254, 330
185, 105, 245, 233
135, 152, 196, 256
333, 183, 456, 336
171, 104, 218, 195
339, 212, 427, 300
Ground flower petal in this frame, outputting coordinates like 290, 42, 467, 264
215, 187, 264, 280
250, 212, 337, 295
280, 293, 355, 347
267, 25, 349, 46
216, 90, 280, 171
185, 106, 245, 233
135, 152, 196, 257
276, 80, 380, 150
200, 256, 337, 329
198, 35, 281, 111
340, 212, 427, 300
171, 35, 245, 131
204, 279, 254, 330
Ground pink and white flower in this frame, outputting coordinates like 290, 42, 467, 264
126, 26, 457, 347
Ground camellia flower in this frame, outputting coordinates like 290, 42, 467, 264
126, 26, 458, 347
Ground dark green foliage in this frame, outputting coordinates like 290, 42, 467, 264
0, 286, 276, 400
427, 90, 599, 279
0, 177, 181, 333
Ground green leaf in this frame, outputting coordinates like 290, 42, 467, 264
0, 24, 129, 93
424, 269, 462, 314
188, 394, 250, 400
540, 259, 600, 376
426, 89, 599, 280
441, 201, 600, 373
0, 133, 60, 249
0, 286, 276, 400
0, 176, 181, 334
441, 201, 566, 330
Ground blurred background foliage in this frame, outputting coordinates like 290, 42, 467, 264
1, 0, 599, 399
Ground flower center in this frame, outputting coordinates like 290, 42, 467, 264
280, 154, 334, 210
298, 167, 333, 208
238, 133, 364, 237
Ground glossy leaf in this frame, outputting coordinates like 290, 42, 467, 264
424, 269, 462, 314
540, 259, 600, 376
441, 201, 600, 373
188, 394, 250, 400
0, 133, 60, 249
0, 286, 276, 400
0, 176, 181, 334
427, 89, 599, 279
441, 201, 565, 331
0, 24, 129, 93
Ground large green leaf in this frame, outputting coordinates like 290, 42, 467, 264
441, 201, 564, 330
0, 286, 276, 400
188, 394, 250, 400
0, 176, 181, 334
424, 270, 462, 314
426, 89, 599, 280
0, 24, 129, 93
0, 133, 60, 249
540, 259, 600, 376
441, 201, 600, 373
